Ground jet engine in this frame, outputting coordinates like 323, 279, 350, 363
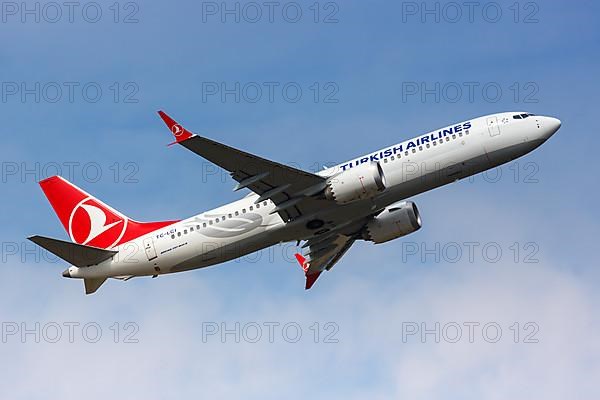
324, 162, 386, 204
363, 201, 422, 244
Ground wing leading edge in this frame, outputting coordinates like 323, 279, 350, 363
158, 111, 327, 221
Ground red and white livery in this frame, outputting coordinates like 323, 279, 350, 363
29, 111, 561, 293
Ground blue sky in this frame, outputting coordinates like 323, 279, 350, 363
1, 1, 599, 398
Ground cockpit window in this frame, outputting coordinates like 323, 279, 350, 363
514, 113, 535, 119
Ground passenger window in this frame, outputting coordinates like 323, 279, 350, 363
235, 211, 239, 216
263, 201, 267, 206
390, 156, 394, 161
209, 220, 213, 225
171, 234, 175, 239
228, 213, 232, 218
184, 230, 187, 234
196, 225, 200, 230
452, 135, 456, 139
445, 137, 450, 142
384, 158, 388, 163
411, 148, 416, 153
190, 227, 194, 232
177, 232, 181, 237
203, 223, 207, 228
404, 151, 409, 156
216, 218, 220, 223
458, 132, 463, 137
249, 206, 253, 211
256, 203, 260, 209
426, 144, 430, 148
242, 209, 246, 213
433, 141, 437, 146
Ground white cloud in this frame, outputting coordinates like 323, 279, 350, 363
1, 251, 598, 400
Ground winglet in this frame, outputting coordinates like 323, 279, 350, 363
305, 271, 322, 290
157, 110, 194, 145
294, 253, 322, 290
295, 253, 309, 272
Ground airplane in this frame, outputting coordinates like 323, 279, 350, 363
28, 111, 561, 294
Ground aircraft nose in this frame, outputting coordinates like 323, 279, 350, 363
62, 268, 71, 278
543, 116, 561, 138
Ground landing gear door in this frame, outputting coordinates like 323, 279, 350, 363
487, 116, 500, 137
143, 237, 158, 261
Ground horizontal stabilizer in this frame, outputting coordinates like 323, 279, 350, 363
28, 235, 117, 267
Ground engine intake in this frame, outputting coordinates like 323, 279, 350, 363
325, 162, 386, 204
364, 201, 422, 244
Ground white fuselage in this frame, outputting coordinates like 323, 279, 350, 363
66, 112, 560, 280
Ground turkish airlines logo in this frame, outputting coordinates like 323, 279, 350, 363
172, 124, 184, 137
68, 197, 128, 248
302, 261, 310, 273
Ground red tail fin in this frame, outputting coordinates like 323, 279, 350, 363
39, 176, 178, 249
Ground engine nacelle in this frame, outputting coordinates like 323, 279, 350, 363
363, 201, 422, 244
324, 162, 386, 204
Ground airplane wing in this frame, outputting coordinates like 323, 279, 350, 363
294, 233, 356, 289
158, 111, 328, 221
